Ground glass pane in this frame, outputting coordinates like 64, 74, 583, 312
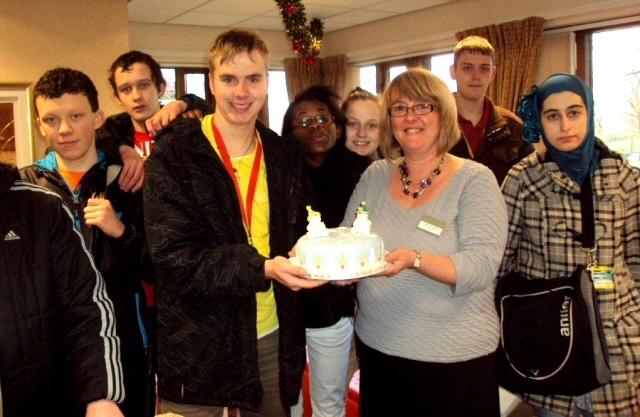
160, 68, 177, 105
591, 25, 640, 167
185, 73, 207, 100
359, 66, 377, 94
268, 70, 289, 135
430, 53, 456, 93
389, 65, 407, 82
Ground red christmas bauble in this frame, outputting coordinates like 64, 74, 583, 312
305, 56, 317, 66
284, 3, 296, 15
292, 41, 302, 52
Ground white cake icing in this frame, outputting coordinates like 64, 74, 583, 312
297, 202, 384, 273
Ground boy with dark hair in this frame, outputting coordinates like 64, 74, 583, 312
144, 29, 325, 417
98, 50, 210, 193
0, 162, 124, 417
20, 67, 155, 417
95, 50, 167, 194
449, 36, 533, 184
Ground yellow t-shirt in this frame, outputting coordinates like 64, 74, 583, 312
202, 115, 278, 338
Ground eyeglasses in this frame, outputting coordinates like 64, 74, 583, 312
387, 104, 436, 117
293, 114, 334, 128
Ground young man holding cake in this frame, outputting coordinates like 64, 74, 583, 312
143, 29, 325, 416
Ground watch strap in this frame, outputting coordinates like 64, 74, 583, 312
412, 250, 422, 268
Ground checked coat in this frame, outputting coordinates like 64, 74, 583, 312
498, 142, 640, 416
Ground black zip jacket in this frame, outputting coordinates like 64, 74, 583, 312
144, 118, 311, 411
0, 162, 124, 416
19, 153, 153, 416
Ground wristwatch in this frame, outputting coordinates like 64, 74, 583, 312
412, 250, 422, 269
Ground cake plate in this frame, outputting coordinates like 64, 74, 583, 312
290, 252, 391, 281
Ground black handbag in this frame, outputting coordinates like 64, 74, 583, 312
495, 176, 611, 395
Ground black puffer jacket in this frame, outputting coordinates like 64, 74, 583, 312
450, 100, 534, 185
0, 162, 124, 416
144, 118, 310, 411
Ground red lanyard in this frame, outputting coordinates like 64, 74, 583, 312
212, 120, 263, 245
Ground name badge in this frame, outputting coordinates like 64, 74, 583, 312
590, 265, 615, 291
417, 214, 447, 237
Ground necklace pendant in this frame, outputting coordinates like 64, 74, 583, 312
399, 154, 446, 198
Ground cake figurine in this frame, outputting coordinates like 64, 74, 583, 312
305, 205, 329, 239
295, 202, 386, 278
351, 200, 372, 235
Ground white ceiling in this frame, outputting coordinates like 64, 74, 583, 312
127, 0, 457, 32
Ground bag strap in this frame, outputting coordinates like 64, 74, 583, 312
579, 174, 595, 250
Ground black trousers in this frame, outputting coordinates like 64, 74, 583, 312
355, 335, 500, 417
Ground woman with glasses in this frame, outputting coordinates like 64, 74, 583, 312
341, 68, 508, 416
282, 85, 371, 417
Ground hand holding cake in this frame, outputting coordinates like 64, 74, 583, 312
264, 255, 328, 291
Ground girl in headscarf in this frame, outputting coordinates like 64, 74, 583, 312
499, 73, 640, 417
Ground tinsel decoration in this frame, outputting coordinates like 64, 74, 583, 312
275, 0, 324, 66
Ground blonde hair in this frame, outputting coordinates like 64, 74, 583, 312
340, 87, 380, 113
453, 36, 495, 65
379, 67, 460, 160
207, 29, 270, 73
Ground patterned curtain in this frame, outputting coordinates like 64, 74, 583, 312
456, 16, 546, 113
284, 54, 347, 102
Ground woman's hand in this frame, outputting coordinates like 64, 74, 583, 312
375, 247, 416, 277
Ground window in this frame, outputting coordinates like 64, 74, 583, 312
160, 67, 212, 105
578, 24, 640, 166
359, 66, 377, 94
362, 53, 455, 94
430, 53, 456, 93
160, 68, 176, 105
388, 65, 407, 82
158, 66, 289, 132
267, 70, 289, 135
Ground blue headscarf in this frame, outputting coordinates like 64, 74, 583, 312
517, 73, 599, 185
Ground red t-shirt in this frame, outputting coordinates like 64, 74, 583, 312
134, 131, 155, 160
458, 97, 491, 154
134, 130, 156, 306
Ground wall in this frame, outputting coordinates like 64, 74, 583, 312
0, 0, 129, 158
323, 0, 640, 64
125, 0, 640, 97
129, 22, 293, 68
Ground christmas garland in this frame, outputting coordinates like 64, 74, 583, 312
275, 0, 324, 66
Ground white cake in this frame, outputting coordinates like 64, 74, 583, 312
295, 202, 385, 278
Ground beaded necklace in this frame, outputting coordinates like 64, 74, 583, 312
399, 154, 446, 198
